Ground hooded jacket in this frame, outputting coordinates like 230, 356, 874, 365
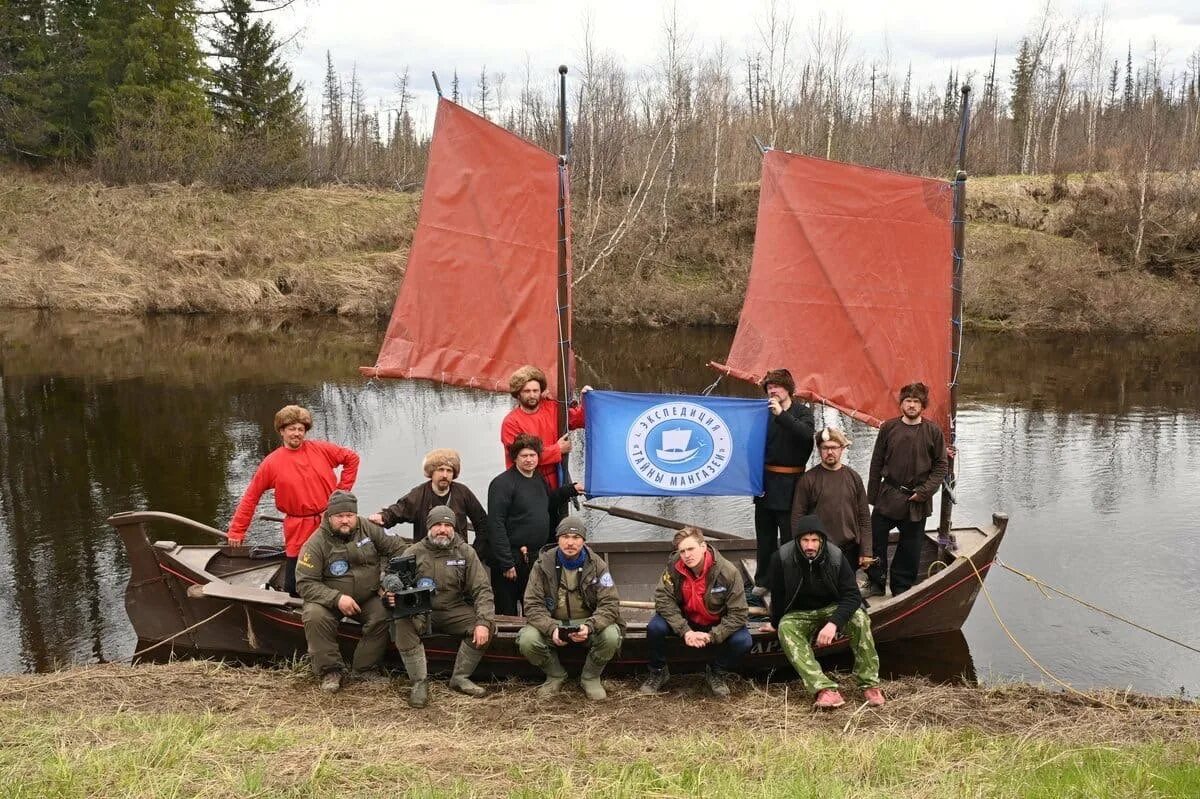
652, 543, 748, 644
295, 515, 408, 609
764, 514, 863, 631
523, 544, 625, 637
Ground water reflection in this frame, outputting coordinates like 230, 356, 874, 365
1, 311, 1199, 697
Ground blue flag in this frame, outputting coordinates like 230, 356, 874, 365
584, 390, 769, 497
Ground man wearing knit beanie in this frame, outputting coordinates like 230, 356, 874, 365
295, 490, 408, 694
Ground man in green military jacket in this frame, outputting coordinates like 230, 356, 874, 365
388, 505, 496, 708
517, 516, 624, 700
295, 490, 409, 693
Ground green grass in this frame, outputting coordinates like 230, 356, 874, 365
1, 707, 1195, 798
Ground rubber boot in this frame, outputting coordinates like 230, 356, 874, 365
579, 652, 608, 701
399, 646, 429, 708
448, 641, 487, 698
535, 650, 568, 697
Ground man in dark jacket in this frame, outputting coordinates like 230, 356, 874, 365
367, 448, 491, 561
865, 382, 949, 597
487, 434, 581, 615
387, 506, 495, 708
517, 516, 624, 700
641, 527, 751, 698
295, 490, 409, 693
754, 368, 815, 585
764, 514, 884, 709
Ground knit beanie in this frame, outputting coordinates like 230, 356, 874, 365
555, 515, 588, 540
325, 490, 358, 519
426, 505, 456, 529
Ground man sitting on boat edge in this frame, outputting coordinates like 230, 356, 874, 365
367, 448, 490, 562
640, 526, 752, 698
517, 516, 625, 701
227, 404, 360, 596
386, 506, 495, 709
762, 514, 884, 709
499, 365, 589, 491
295, 490, 408, 694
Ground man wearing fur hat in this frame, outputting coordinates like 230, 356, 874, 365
762, 514, 884, 709
517, 516, 624, 700
641, 527, 752, 698
754, 368, 815, 586
295, 490, 408, 694
387, 506, 495, 708
792, 427, 873, 577
499, 365, 588, 490
228, 405, 360, 595
865, 382, 948, 597
367, 448, 490, 560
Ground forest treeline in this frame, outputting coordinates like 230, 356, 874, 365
2, 2, 1198, 277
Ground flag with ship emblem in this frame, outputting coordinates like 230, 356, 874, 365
583, 390, 769, 497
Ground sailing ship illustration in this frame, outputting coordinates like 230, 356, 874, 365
654, 428, 702, 463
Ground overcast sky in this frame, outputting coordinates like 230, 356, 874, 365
270, 0, 1200, 132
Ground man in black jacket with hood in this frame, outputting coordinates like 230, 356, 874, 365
763, 514, 884, 709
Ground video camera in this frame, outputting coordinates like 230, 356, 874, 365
381, 554, 435, 619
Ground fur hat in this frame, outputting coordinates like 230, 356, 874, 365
760, 368, 796, 395
325, 490, 357, 519
817, 427, 851, 448
509, 365, 548, 397
422, 448, 461, 478
425, 505, 456, 529
555, 515, 588, 539
274, 405, 313, 432
898, 382, 930, 407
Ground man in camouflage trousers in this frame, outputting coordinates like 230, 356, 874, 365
295, 490, 409, 694
388, 505, 496, 708
762, 514, 885, 709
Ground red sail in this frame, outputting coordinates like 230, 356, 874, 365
712, 150, 954, 432
361, 98, 570, 397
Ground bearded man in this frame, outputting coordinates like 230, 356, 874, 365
499, 365, 588, 490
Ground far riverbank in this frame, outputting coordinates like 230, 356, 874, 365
3, 168, 1198, 332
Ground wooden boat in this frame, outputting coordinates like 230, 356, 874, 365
112, 508, 1006, 676
115, 76, 1007, 676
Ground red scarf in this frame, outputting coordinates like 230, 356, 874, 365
676, 549, 721, 627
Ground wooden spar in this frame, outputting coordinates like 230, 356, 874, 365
939, 85, 972, 549
554, 64, 577, 495
582, 502, 746, 541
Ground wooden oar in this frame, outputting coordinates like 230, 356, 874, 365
582, 503, 747, 541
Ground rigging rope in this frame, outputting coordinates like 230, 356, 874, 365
128, 605, 234, 660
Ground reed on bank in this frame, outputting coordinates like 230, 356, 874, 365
0, 662, 1197, 798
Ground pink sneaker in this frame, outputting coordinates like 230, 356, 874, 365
814, 688, 845, 709
863, 687, 886, 707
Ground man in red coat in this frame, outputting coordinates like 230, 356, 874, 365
227, 405, 360, 595
499, 365, 587, 490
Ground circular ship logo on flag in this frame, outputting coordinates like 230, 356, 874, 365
625, 401, 732, 491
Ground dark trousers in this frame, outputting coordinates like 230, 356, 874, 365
283, 556, 298, 596
754, 504, 791, 585
646, 614, 753, 672
867, 510, 926, 596
491, 561, 532, 616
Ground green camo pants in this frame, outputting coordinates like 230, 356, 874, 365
777, 606, 880, 694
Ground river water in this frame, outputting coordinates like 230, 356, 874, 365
1, 311, 1198, 697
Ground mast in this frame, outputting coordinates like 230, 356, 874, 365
554, 65, 574, 487
938, 84, 971, 550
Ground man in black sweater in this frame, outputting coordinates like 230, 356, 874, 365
487, 433, 581, 615
754, 368, 815, 586
763, 514, 884, 709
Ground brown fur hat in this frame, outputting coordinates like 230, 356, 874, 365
760, 368, 796, 395
274, 405, 313, 432
509, 365, 548, 397
422, 448, 461, 478
898, 382, 930, 407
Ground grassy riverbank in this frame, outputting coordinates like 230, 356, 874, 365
1, 663, 1197, 798
2, 167, 1198, 331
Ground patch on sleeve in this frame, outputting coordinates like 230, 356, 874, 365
598, 571, 614, 588
328, 560, 349, 577
710, 585, 727, 594
297, 552, 316, 571
660, 571, 674, 587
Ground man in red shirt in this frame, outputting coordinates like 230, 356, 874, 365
499, 365, 587, 490
641, 527, 752, 698
227, 405, 359, 595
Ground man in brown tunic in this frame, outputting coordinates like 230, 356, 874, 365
791, 427, 872, 576
865, 382, 948, 597
367, 448, 491, 562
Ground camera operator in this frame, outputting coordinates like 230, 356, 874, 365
295, 490, 409, 694
386, 506, 496, 709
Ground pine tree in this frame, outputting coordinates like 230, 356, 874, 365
1010, 37, 1034, 170
0, 0, 53, 159
207, 0, 302, 136
1123, 43, 1134, 108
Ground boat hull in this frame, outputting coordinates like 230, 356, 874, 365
113, 511, 1006, 678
